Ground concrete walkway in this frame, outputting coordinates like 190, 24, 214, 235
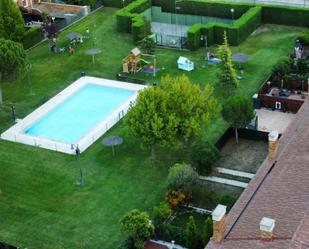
217, 167, 255, 179
200, 176, 248, 188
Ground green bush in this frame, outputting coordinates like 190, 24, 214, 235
298, 30, 309, 46
22, 26, 42, 49
190, 140, 219, 175
262, 5, 309, 27
152, 202, 172, 226
155, 224, 184, 245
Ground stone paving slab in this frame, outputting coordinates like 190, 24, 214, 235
216, 167, 255, 179
200, 176, 248, 188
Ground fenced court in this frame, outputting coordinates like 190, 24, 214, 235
142, 6, 233, 48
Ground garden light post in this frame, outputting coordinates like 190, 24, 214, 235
27, 63, 34, 95
267, 81, 271, 93
230, 8, 234, 25
122, 0, 125, 8
75, 145, 84, 186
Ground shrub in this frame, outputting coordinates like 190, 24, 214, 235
22, 26, 42, 49
203, 216, 213, 245
298, 30, 309, 46
217, 195, 238, 211
190, 140, 219, 175
167, 163, 199, 191
152, 202, 172, 226
272, 59, 293, 79
165, 190, 191, 208
155, 224, 184, 245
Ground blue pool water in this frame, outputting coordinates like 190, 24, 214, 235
25, 83, 134, 143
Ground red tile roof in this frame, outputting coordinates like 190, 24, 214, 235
206, 99, 309, 249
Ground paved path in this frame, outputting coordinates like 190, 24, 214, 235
200, 176, 248, 188
217, 167, 255, 179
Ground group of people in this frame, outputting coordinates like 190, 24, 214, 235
49, 28, 91, 55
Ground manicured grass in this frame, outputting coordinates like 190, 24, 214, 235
0, 7, 304, 249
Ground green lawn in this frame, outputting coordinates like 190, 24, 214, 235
0, 7, 304, 249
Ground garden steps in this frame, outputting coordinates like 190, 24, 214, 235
216, 167, 255, 179
199, 176, 248, 188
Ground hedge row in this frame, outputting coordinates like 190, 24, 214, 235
22, 26, 42, 49
103, 0, 133, 8
262, 5, 309, 27
187, 6, 262, 49
152, 0, 251, 19
116, 0, 151, 41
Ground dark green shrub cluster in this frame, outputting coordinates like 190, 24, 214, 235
190, 140, 219, 175
116, 0, 151, 41
155, 224, 184, 245
262, 5, 309, 27
22, 26, 42, 49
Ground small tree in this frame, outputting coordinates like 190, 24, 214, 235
190, 140, 219, 175
222, 96, 255, 144
185, 216, 198, 249
203, 216, 213, 245
0, 38, 27, 80
125, 75, 219, 156
120, 209, 154, 245
0, 0, 24, 42
217, 31, 239, 95
167, 163, 199, 191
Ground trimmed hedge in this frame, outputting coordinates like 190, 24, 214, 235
116, 0, 151, 41
187, 6, 262, 49
153, 0, 251, 19
262, 5, 309, 27
22, 26, 42, 49
103, 0, 133, 8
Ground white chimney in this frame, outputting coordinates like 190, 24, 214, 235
212, 204, 227, 243
260, 217, 275, 240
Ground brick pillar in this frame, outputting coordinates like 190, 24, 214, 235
260, 217, 275, 241
268, 131, 279, 160
212, 204, 227, 243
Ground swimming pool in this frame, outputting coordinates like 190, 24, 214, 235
1, 77, 146, 154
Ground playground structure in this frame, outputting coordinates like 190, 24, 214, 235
122, 47, 157, 76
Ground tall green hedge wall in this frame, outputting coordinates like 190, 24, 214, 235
262, 5, 309, 27
116, 0, 151, 42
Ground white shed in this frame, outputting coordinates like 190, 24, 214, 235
177, 56, 194, 71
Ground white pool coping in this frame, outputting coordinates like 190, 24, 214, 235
1, 76, 147, 154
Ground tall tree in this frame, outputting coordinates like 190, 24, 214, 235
185, 216, 198, 249
203, 216, 213, 245
0, 0, 25, 42
125, 75, 219, 156
120, 209, 154, 244
0, 38, 27, 80
221, 96, 255, 144
217, 31, 239, 96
